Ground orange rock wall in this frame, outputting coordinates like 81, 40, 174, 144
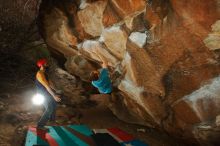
39, 0, 220, 144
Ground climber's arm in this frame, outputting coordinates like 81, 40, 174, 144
96, 53, 108, 68
36, 71, 61, 102
92, 48, 108, 68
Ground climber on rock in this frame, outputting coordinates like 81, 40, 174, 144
90, 49, 113, 96
35, 58, 61, 131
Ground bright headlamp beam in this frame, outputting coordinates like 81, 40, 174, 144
32, 94, 45, 105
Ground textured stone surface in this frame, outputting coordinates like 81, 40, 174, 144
118, 42, 166, 124
39, 0, 220, 144
170, 0, 220, 38
193, 121, 220, 146
204, 20, 220, 50
216, 115, 220, 127
100, 26, 127, 59
78, 1, 107, 37
65, 55, 96, 81
44, 8, 78, 56
79, 40, 119, 66
110, 0, 146, 19
49, 63, 86, 104
129, 32, 147, 48
172, 76, 220, 137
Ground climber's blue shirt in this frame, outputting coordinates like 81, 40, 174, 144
92, 68, 112, 94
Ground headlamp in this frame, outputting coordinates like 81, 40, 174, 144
32, 94, 45, 105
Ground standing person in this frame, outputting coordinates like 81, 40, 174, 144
90, 51, 112, 95
35, 58, 61, 130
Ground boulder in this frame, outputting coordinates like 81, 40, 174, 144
65, 55, 95, 81
39, 0, 220, 144
100, 26, 127, 59
44, 8, 78, 56
79, 40, 119, 66
49, 65, 86, 104
77, 1, 107, 37
204, 20, 220, 50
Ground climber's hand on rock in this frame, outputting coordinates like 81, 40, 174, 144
54, 95, 61, 102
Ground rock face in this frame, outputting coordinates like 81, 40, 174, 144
204, 20, 220, 50
48, 60, 88, 104
38, 0, 220, 144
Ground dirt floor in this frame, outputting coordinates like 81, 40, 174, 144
0, 89, 187, 146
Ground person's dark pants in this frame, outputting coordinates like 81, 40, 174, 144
37, 92, 57, 127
